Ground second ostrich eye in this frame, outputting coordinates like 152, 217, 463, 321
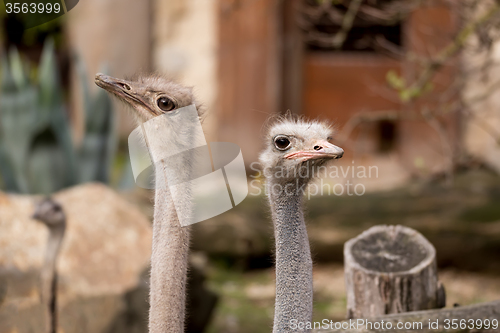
274, 136, 291, 150
157, 97, 176, 112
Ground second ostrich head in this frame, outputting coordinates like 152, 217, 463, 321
259, 118, 344, 188
260, 118, 344, 333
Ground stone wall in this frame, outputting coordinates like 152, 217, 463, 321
65, 0, 151, 137
65, 0, 219, 140
463, 4, 500, 172
152, 0, 218, 139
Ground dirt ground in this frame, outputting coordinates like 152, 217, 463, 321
205, 264, 500, 333
202, 168, 500, 333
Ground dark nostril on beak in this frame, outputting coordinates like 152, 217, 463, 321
118, 83, 131, 90
314, 146, 322, 151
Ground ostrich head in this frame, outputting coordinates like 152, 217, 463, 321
259, 118, 344, 187
32, 198, 66, 228
95, 73, 205, 164
95, 73, 200, 123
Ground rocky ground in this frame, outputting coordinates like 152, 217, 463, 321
0, 184, 152, 333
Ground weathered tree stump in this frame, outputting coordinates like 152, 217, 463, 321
344, 225, 445, 319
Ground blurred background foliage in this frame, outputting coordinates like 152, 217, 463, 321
0, 38, 123, 194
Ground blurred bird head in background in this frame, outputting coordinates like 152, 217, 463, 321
32, 197, 66, 228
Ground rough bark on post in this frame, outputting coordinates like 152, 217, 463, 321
344, 225, 445, 319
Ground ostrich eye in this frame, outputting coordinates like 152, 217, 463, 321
274, 136, 291, 150
157, 97, 175, 112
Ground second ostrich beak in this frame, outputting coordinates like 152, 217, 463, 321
95, 73, 156, 118
284, 140, 344, 161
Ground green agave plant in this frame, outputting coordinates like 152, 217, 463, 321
0, 38, 119, 194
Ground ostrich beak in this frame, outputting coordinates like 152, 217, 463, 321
95, 73, 155, 117
285, 140, 344, 161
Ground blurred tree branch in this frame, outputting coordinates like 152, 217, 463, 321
301, 0, 425, 49
301, 0, 500, 178
388, 1, 500, 102
331, 0, 363, 49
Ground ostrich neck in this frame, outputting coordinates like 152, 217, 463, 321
42, 226, 64, 333
149, 161, 190, 333
268, 180, 313, 333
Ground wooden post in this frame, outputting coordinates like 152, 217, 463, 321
344, 225, 445, 319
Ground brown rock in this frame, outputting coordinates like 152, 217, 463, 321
0, 183, 152, 333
